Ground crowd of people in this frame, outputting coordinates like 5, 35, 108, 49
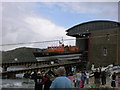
74, 68, 120, 88
33, 66, 120, 90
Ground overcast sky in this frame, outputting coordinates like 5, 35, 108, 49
1, 1, 119, 51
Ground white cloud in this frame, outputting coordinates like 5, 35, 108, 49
2, 2, 74, 51
24, 17, 65, 38
2, 2, 118, 51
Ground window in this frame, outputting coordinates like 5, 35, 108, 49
103, 47, 108, 56
106, 34, 110, 40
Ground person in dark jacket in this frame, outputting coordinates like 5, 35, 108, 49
101, 71, 106, 85
111, 72, 116, 88
94, 69, 101, 88
34, 71, 43, 90
42, 74, 52, 90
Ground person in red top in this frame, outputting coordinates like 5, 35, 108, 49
42, 74, 49, 85
68, 73, 73, 83
43, 74, 52, 90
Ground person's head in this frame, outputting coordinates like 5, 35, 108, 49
113, 72, 116, 75
37, 71, 41, 76
57, 67, 66, 76
81, 71, 84, 73
45, 73, 50, 79
77, 71, 80, 73
69, 72, 73, 76
96, 69, 98, 72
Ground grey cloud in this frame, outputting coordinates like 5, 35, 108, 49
2, 2, 68, 51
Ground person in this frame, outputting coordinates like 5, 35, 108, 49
117, 75, 120, 87
50, 67, 72, 89
111, 72, 116, 88
94, 69, 101, 88
43, 74, 52, 90
31, 71, 37, 79
73, 74, 77, 88
68, 73, 73, 83
42, 74, 49, 85
81, 71, 86, 88
98, 66, 102, 73
101, 71, 106, 85
91, 63, 95, 72
76, 71, 81, 88
34, 71, 43, 90
86, 71, 89, 85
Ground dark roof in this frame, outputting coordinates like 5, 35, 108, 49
66, 20, 120, 37
66, 20, 120, 32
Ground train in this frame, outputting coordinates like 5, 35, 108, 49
33, 44, 82, 61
